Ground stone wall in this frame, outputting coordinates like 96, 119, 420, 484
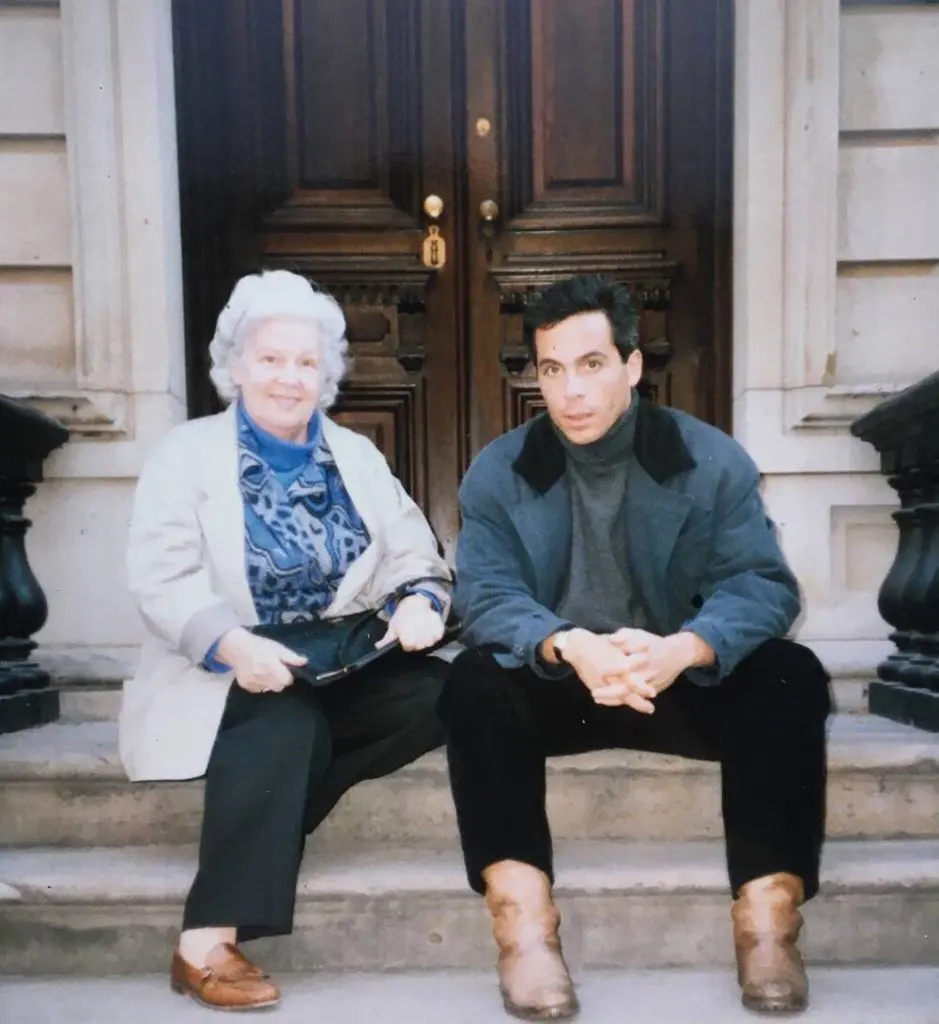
0, 1, 186, 680
734, 0, 939, 704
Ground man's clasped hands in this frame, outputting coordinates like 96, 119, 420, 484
556, 627, 716, 714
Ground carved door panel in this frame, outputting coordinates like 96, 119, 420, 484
248, 0, 466, 552
463, 0, 731, 450
173, 0, 730, 557
174, 0, 466, 551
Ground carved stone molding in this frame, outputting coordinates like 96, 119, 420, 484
60, 0, 130, 404
15, 3, 183, 441
786, 382, 923, 431
775, 0, 923, 433
733, 0, 888, 438
780, 0, 841, 431
2, 390, 130, 437
490, 252, 678, 314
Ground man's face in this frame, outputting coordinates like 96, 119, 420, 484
534, 310, 642, 445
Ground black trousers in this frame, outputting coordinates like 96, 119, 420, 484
182, 651, 449, 940
437, 639, 831, 900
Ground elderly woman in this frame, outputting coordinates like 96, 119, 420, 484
121, 270, 452, 1010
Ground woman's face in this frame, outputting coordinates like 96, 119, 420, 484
231, 318, 322, 441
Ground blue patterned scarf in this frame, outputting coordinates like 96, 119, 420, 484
237, 404, 371, 625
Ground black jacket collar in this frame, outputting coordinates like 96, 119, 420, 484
512, 399, 696, 495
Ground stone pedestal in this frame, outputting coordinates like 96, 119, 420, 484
852, 370, 939, 731
0, 395, 69, 733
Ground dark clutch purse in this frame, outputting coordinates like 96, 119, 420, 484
249, 576, 459, 687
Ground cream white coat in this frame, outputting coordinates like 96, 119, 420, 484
120, 405, 451, 782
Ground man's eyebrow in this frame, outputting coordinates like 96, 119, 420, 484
538, 351, 609, 367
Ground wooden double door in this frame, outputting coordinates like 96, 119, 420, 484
174, 0, 732, 556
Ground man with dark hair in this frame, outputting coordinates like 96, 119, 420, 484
438, 274, 830, 1019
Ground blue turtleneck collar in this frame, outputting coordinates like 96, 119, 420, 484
237, 402, 323, 475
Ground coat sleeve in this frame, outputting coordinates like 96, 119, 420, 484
362, 440, 453, 614
454, 466, 572, 676
682, 458, 801, 681
126, 429, 241, 665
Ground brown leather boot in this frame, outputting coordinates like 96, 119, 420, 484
732, 873, 808, 1014
483, 860, 579, 1021
170, 942, 280, 1010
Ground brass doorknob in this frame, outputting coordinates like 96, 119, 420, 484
479, 199, 500, 222
423, 194, 444, 220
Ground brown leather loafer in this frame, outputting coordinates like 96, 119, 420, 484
170, 942, 280, 1011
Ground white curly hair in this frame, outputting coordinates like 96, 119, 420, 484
208, 269, 350, 409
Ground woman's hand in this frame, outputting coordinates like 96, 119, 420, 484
216, 627, 308, 694
377, 594, 445, 652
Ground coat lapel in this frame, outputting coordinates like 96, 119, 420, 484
624, 400, 698, 630
623, 462, 694, 631
195, 405, 257, 624
507, 481, 572, 606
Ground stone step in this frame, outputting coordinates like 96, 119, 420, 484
3, 967, 937, 1024
1, 839, 938, 974
56, 678, 873, 722
1, 716, 938, 848
59, 684, 122, 723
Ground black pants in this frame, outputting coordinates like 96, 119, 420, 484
437, 639, 831, 900
182, 651, 448, 940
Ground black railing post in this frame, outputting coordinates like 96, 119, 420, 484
0, 394, 69, 734
851, 370, 939, 730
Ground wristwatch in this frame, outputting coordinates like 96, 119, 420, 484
553, 629, 574, 664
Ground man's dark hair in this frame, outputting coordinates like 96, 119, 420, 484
523, 274, 640, 362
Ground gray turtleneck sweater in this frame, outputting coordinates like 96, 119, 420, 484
554, 395, 647, 634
